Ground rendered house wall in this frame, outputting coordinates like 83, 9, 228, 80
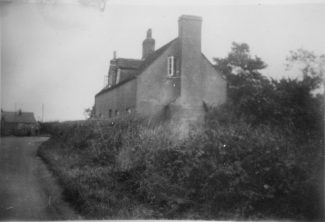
94, 15, 227, 122
136, 40, 180, 117
95, 79, 137, 118
200, 56, 227, 106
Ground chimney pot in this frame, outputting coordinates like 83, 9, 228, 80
147, 29, 152, 38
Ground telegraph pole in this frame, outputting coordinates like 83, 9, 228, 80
42, 104, 44, 122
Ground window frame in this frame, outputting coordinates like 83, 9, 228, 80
167, 56, 175, 77
116, 68, 121, 84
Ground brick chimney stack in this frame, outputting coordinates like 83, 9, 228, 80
142, 29, 155, 59
178, 15, 203, 107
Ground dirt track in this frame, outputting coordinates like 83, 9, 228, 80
0, 137, 81, 220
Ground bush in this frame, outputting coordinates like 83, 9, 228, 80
121, 119, 322, 219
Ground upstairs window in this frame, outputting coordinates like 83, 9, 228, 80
107, 72, 113, 88
116, 69, 121, 84
167, 56, 176, 77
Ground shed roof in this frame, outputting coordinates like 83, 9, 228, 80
1, 111, 37, 123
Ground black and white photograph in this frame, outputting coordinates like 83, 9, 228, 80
1, 0, 324, 220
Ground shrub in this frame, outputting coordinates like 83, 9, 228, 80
127, 122, 321, 219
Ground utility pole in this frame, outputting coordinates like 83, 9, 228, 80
42, 104, 44, 122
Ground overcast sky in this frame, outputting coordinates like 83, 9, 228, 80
1, 0, 325, 121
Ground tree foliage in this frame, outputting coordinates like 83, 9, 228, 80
214, 42, 271, 124
286, 48, 325, 92
84, 105, 96, 119
213, 43, 324, 135
214, 42, 267, 75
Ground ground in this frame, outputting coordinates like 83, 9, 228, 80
0, 136, 81, 220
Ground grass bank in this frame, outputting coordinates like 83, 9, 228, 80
38, 114, 323, 220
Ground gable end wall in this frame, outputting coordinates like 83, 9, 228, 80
136, 41, 180, 116
200, 55, 227, 106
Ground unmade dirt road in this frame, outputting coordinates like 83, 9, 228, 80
0, 137, 81, 220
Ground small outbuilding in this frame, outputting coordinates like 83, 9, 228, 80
1, 109, 40, 136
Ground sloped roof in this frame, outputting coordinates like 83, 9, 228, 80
1, 111, 37, 123
96, 76, 137, 96
135, 38, 177, 75
119, 69, 138, 82
115, 58, 142, 69
96, 38, 177, 97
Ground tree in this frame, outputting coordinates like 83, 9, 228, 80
84, 105, 96, 119
210, 45, 324, 219
214, 42, 267, 75
285, 48, 325, 93
213, 42, 273, 124
213, 44, 324, 134
279, 49, 325, 134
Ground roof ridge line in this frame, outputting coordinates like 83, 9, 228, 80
96, 37, 178, 97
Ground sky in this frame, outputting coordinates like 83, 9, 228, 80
1, 0, 325, 121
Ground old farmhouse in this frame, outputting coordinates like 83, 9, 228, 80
95, 15, 227, 123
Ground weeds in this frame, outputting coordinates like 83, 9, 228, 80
38, 113, 323, 220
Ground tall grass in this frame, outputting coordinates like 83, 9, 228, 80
38, 113, 323, 220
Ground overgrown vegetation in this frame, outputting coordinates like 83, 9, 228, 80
38, 44, 324, 220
